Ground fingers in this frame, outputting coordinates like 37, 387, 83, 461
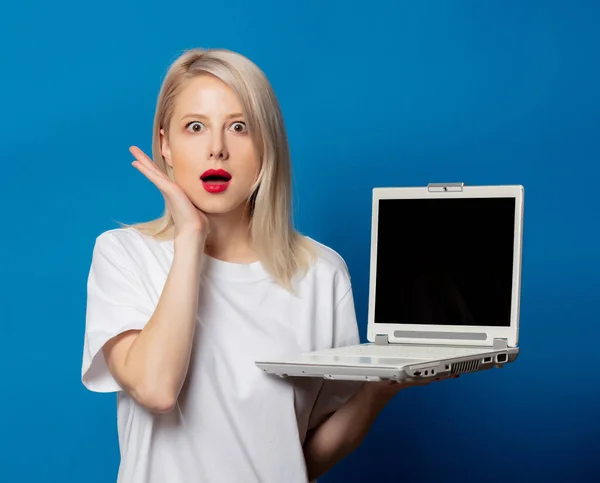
130, 146, 166, 179
129, 145, 152, 165
130, 146, 174, 193
407, 374, 460, 387
132, 158, 166, 187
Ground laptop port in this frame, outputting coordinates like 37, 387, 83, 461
483, 357, 492, 363
496, 353, 508, 363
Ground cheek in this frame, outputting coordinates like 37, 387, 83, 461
242, 157, 260, 184
170, 143, 201, 176
231, 141, 260, 178
170, 162, 199, 192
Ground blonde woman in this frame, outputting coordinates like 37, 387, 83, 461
81, 48, 432, 483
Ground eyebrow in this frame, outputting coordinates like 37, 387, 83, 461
180, 112, 244, 121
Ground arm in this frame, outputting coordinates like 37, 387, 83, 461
303, 382, 395, 481
303, 376, 454, 480
102, 232, 205, 413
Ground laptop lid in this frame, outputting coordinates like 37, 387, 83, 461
367, 183, 524, 348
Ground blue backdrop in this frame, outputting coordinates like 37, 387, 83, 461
1, 1, 598, 482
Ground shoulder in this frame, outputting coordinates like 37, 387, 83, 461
91, 227, 171, 270
95, 227, 169, 250
303, 238, 360, 345
95, 226, 152, 248
302, 236, 352, 296
304, 236, 350, 276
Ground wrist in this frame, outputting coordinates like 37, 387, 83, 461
174, 231, 206, 257
360, 381, 398, 409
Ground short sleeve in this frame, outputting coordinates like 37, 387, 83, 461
81, 233, 154, 393
308, 285, 364, 430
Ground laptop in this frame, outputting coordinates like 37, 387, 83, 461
255, 182, 524, 382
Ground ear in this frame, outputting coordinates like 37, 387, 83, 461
160, 128, 173, 167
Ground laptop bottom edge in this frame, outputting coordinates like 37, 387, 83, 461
255, 348, 519, 382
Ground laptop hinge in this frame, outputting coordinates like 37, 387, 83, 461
493, 338, 508, 349
375, 334, 389, 345
427, 182, 465, 192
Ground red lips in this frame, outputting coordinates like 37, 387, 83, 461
200, 169, 232, 180
200, 169, 232, 194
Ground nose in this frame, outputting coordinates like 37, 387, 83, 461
208, 132, 229, 161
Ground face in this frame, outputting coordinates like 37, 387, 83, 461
160, 75, 260, 216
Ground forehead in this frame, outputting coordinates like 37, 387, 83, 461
174, 75, 243, 115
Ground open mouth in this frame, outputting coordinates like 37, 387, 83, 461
200, 169, 232, 193
200, 169, 232, 183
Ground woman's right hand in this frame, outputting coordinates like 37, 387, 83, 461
130, 146, 210, 240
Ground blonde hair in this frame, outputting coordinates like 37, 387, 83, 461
120, 48, 315, 290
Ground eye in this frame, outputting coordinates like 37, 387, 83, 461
230, 121, 247, 134
186, 121, 205, 133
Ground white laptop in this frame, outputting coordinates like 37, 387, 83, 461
256, 182, 524, 382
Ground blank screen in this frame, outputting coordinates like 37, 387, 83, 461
374, 197, 516, 327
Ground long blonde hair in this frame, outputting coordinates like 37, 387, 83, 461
121, 48, 315, 290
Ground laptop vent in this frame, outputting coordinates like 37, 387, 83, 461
451, 359, 481, 375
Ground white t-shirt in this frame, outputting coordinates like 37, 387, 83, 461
81, 227, 362, 483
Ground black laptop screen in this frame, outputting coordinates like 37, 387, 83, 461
374, 197, 516, 327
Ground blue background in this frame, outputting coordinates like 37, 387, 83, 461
1, 0, 599, 482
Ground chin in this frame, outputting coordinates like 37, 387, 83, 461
193, 196, 248, 216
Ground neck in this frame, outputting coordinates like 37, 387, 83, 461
203, 208, 256, 263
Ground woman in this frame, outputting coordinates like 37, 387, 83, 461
81, 48, 436, 483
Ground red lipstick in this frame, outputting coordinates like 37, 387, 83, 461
200, 169, 232, 194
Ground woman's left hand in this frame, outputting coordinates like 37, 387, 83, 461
364, 374, 461, 402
